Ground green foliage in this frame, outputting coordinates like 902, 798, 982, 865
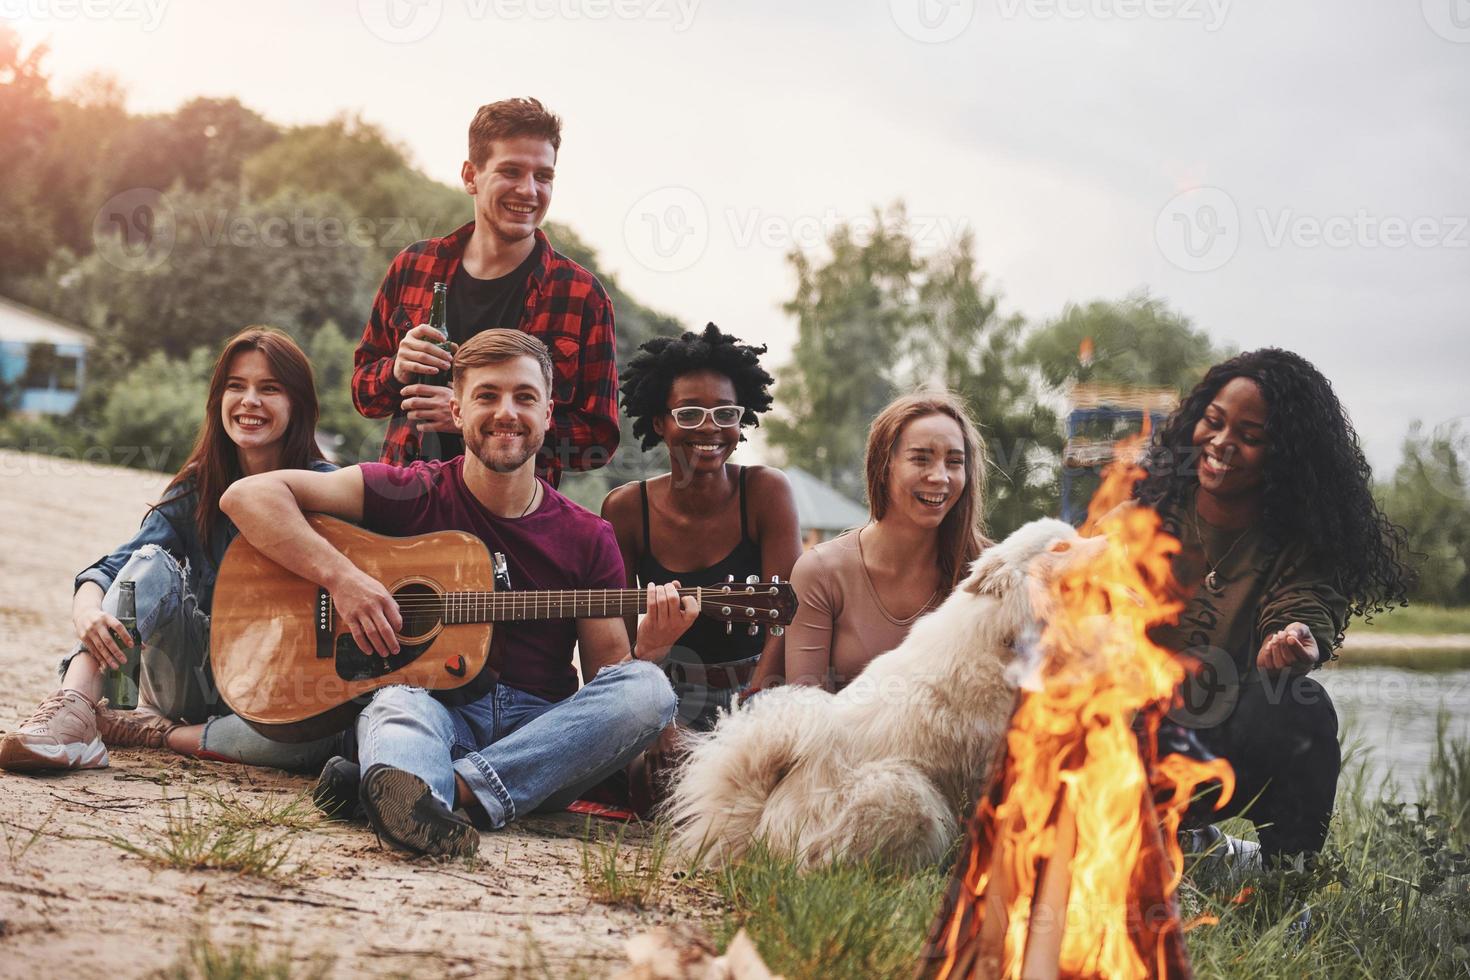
0, 28, 60, 279
56, 183, 370, 360
309, 320, 386, 464
94, 348, 212, 472
1022, 291, 1229, 391
1380, 422, 1470, 606
909, 233, 1062, 535
241, 114, 465, 265
766, 206, 1059, 533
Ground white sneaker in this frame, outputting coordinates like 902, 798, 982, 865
0, 689, 109, 772
1183, 825, 1263, 876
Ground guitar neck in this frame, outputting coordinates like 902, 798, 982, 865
440, 588, 689, 623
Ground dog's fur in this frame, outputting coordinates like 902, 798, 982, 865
664, 518, 1105, 869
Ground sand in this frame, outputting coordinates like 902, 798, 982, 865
0, 450, 704, 978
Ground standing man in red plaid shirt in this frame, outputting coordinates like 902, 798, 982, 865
351, 98, 619, 486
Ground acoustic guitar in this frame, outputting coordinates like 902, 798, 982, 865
210, 515, 797, 742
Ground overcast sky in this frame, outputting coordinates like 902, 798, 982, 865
9, 0, 1468, 473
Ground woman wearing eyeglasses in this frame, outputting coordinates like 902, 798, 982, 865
602, 324, 802, 798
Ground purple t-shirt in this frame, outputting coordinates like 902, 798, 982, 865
359, 458, 625, 702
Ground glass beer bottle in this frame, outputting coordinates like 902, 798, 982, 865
103, 579, 142, 710
428, 281, 453, 387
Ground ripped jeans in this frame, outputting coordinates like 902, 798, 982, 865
60, 545, 339, 772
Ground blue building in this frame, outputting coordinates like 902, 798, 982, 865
0, 296, 90, 415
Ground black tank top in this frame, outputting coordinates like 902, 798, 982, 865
635, 467, 765, 667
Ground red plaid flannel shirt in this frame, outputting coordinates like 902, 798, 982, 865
352, 222, 620, 485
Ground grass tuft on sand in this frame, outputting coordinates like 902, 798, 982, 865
580, 817, 676, 909
110, 789, 312, 882
159, 929, 333, 980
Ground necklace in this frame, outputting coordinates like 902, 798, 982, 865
1190, 505, 1250, 590
857, 524, 940, 626
517, 482, 542, 519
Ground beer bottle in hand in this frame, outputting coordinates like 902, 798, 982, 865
428, 281, 453, 388
103, 579, 142, 710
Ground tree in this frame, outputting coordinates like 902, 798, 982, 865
1022, 291, 1226, 391
0, 28, 59, 281
1381, 422, 1470, 606
766, 205, 918, 501
310, 320, 387, 464
241, 115, 464, 265
908, 234, 1061, 535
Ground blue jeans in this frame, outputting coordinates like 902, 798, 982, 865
61, 545, 339, 772
355, 659, 677, 829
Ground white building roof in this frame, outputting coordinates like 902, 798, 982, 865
784, 465, 870, 533
0, 295, 90, 346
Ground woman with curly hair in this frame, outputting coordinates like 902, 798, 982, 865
785, 390, 992, 691
602, 323, 802, 749
1136, 348, 1413, 864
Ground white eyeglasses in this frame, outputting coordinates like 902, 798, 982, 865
670, 405, 745, 428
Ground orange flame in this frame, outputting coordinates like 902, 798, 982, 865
932, 435, 1235, 979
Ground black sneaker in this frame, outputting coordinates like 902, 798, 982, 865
359, 764, 480, 859
312, 755, 361, 820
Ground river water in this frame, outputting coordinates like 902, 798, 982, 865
1318, 665, 1470, 796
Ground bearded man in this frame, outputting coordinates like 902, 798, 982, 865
222, 330, 694, 858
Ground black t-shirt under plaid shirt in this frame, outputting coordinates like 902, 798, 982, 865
350, 223, 620, 485
423, 239, 545, 462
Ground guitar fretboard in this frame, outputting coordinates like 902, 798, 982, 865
439, 589, 679, 623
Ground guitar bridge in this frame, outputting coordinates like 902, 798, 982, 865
316, 590, 333, 659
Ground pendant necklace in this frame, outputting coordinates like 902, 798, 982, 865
1191, 505, 1249, 591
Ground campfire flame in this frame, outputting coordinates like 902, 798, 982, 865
925, 437, 1235, 980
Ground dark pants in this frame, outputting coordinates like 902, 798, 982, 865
1186, 672, 1341, 861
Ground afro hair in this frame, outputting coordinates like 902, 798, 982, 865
620, 323, 775, 451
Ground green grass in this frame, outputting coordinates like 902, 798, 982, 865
159, 930, 333, 980
680, 723, 1470, 980
711, 847, 948, 980
110, 790, 309, 882
1355, 605, 1470, 636
579, 818, 676, 908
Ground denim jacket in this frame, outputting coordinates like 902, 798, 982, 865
74, 460, 338, 615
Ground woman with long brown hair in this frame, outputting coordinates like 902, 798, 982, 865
783, 390, 992, 690
0, 327, 339, 774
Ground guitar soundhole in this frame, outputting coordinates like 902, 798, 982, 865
394, 582, 443, 639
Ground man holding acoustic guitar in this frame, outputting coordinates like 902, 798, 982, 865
218, 330, 699, 859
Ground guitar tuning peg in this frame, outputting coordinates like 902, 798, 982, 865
725, 574, 735, 583
724, 622, 733, 635
770, 574, 781, 584
747, 623, 760, 636
745, 574, 760, 584
771, 626, 785, 637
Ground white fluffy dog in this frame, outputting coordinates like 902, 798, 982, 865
664, 518, 1106, 869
